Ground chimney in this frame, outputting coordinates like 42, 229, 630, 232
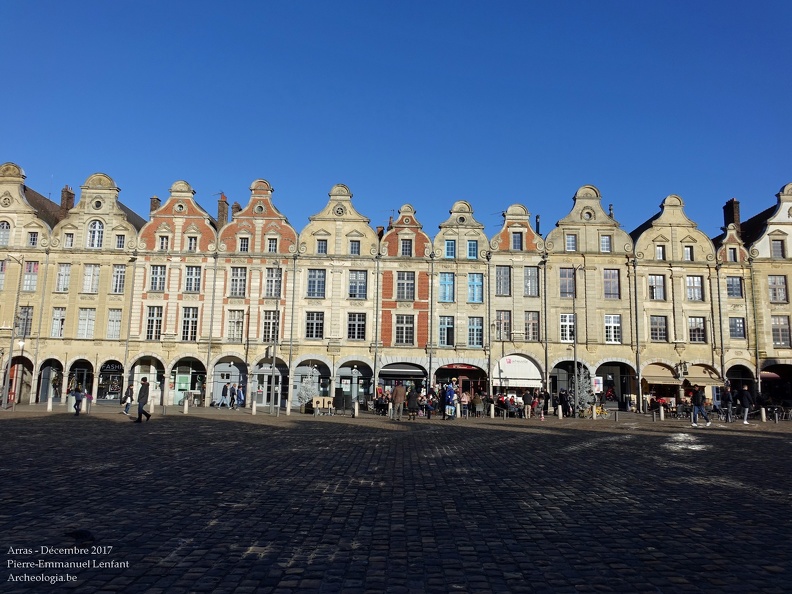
150, 195, 161, 213
231, 201, 242, 217
217, 193, 228, 228
60, 185, 75, 213
376, 225, 384, 240
608, 204, 614, 218
535, 214, 540, 235
723, 198, 740, 233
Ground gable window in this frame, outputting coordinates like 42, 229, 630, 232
771, 239, 786, 259
600, 235, 612, 253
604, 269, 620, 299
82, 264, 100, 293
185, 266, 201, 293
307, 269, 326, 298
267, 238, 277, 253
565, 234, 577, 252
396, 271, 415, 300
306, 312, 325, 339
347, 312, 366, 340
683, 245, 694, 261
349, 240, 360, 256
655, 245, 666, 260
159, 236, 170, 251
348, 270, 367, 299
317, 239, 328, 254
467, 317, 483, 347
400, 239, 412, 257
87, 221, 104, 248
28, 231, 39, 247
444, 239, 456, 259
439, 272, 455, 302
439, 316, 455, 346
238, 237, 249, 253
0, 221, 9, 246
468, 273, 483, 303
726, 276, 743, 298
686, 276, 704, 301
727, 247, 737, 262
495, 266, 511, 297
230, 267, 247, 297
150, 265, 166, 292
396, 314, 415, 345
65, 232, 74, 248
511, 233, 523, 250
467, 240, 478, 259
116, 234, 125, 249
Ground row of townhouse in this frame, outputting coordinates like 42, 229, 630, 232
0, 161, 790, 412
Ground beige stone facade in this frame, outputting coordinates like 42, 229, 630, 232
1, 161, 790, 412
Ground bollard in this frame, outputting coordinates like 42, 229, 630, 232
774, 411, 779, 423
614, 410, 619, 423
47, 397, 53, 412
557, 405, 563, 419
354, 401, 359, 418
652, 411, 657, 422
388, 402, 393, 419
252, 400, 257, 416
183, 399, 188, 415
760, 407, 767, 423
659, 407, 665, 421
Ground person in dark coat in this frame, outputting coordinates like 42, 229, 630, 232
690, 384, 711, 427
737, 384, 755, 425
133, 378, 151, 423
406, 383, 419, 420
392, 382, 406, 421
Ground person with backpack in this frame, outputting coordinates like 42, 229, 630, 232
690, 384, 711, 428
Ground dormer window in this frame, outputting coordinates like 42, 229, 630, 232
511, 233, 523, 250
239, 237, 249, 253
565, 234, 577, 252
159, 236, 170, 251
655, 245, 666, 260
771, 239, 786, 259
28, 232, 39, 247
683, 245, 694, 261
87, 221, 104, 249
267, 238, 277, 253
350, 240, 361, 255
187, 236, 198, 252
317, 239, 328, 254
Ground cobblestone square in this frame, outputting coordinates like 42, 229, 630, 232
1, 409, 790, 593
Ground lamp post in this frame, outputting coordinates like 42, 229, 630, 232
352, 364, 360, 417
269, 262, 282, 415
572, 265, 584, 415
2, 255, 24, 410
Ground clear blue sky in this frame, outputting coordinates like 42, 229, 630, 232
5, 1, 792, 238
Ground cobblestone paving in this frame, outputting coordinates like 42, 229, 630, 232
1, 406, 791, 593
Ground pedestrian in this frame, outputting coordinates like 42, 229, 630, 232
690, 384, 711, 427
407, 383, 419, 420
72, 385, 84, 416
122, 384, 134, 415
236, 384, 245, 409
559, 389, 571, 417
737, 384, 755, 425
721, 386, 734, 423
215, 382, 230, 408
425, 387, 436, 419
229, 383, 237, 409
85, 389, 93, 414
133, 377, 151, 423
392, 381, 406, 421
445, 384, 457, 419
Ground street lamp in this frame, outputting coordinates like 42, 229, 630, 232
2, 255, 24, 410
571, 264, 584, 415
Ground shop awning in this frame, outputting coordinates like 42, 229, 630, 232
491, 356, 542, 388
379, 364, 427, 377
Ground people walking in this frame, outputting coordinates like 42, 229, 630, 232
72, 385, 84, 416
690, 384, 711, 427
392, 382, 406, 421
407, 383, 419, 420
738, 384, 755, 425
122, 384, 134, 415
133, 377, 151, 423
721, 385, 734, 423
236, 384, 245, 409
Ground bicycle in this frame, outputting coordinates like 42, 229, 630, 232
580, 404, 610, 419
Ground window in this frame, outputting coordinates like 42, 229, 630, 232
347, 313, 366, 340
444, 239, 456, 259
265, 267, 282, 298
650, 315, 668, 342
467, 240, 478, 259
726, 277, 743, 298
115, 234, 125, 249
524, 311, 540, 342
317, 239, 328, 254
604, 269, 620, 299
495, 311, 511, 340
51, 307, 66, 338
495, 266, 511, 296
28, 231, 38, 247
306, 312, 324, 339
82, 264, 100, 293
307, 269, 326, 298
467, 273, 483, 303
182, 307, 199, 341
227, 309, 244, 342
648, 275, 665, 300
349, 240, 360, 256
159, 236, 170, 251
65, 233, 74, 248
56, 264, 71, 292
565, 234, 577, 252
771, 239, 786, 259
524, 267, 539, 297
686, 276, 704, 301
267, 238, 277, 253
771, 316, 790, 347
439, 316, 455, 346
655, 245, 666, 260
689, 316, 706, 343
262, 310, 279, 343
348, 270, 367, 299
150, 265, 166, 292
467, 317, 483, 347
600, 235, 612, 253
23, 261, 39, 291
604, 314, 622, 344
238, 237, 249, 253
396, 314, 415, 345
230, 267, 247, 297
727, 247, 737, 262
511, 233, 523, 250
186, 236, 198, 252
86, 221, 103, 248
683, 246, 694, 261
107, 309, 122, 340
560, 313, 575, 343
146, 306, 163, 340
17, 306, 33, 337
77, 308, 96, 339
400, 239, 412, 257
111, 265, 125, 294
185, 266, 201, 293
560, 268, 575, 298
0, 221, 9, 245
729, 317, 746, 339
769, 275, 788, 303
396, 271, 415, 300
439, 272, 455, 302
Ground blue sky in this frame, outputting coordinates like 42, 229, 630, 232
5, 1, 792, 238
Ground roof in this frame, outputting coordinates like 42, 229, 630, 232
23, 185, 64, 229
